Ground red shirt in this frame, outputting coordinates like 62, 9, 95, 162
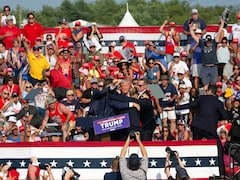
123, 41, 137, 56
55, 28, 72, 48
1, 84, 20, 96
59, 57, 72, 82
165, 31, 179, 54
0, 25, 20, 49
49, 69, 71, 89
22, 22, 44, 47
48, 102, 74, 123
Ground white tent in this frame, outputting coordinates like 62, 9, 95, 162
118, 3, 139, 27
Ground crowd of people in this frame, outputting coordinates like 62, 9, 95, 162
0, 4, 239, 179
0, 5, 238, 144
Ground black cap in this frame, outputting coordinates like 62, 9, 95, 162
205, 35, 212, 42
12, 92, 18, 98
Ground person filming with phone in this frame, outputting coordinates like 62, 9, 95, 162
119, 131, 148, 180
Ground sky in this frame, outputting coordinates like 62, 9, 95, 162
0, 0, 239, 11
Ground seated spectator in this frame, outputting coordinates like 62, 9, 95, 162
129, 57, 143, 79
7, 124, 21, 142
0, 88, 10, 110
159, 126, 176, 141
1, 75, 20, 97
55, 18, 71, 49
176, 119, 190, 141
2, 92, 21, 118
61, 89, 82, 118
1, 6, 17, 26
16, 99, 43, 129
152, 127, 162, 142
70, 125, 89, 142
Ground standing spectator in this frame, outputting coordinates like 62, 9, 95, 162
231, 13, 240, 44
168, 52, 189, 84
189, 29, 203, 89
0, 5, 16, 26
217, 37, 230, 82
55, 48, 72, 82
104, 156, 122, 180
2, 92, 21, 118
183, 8, 207, 52
23, 40, 50, 86
190, 19, 224, 92
55, 18, 72, 49
0, 15, 20, 50
157, 75, 178, 132
119, 35, 137, 59
107, 42, 123, 61
85, 42, 104, 63
87, 22, 103, 43
71, 21, 84, 54
1, 76, 20, 97
143, 58, 160, 84
22, 12, 44, 47
176, 119, 190, 141
119, 131, 148, 180
160, 20, 180, 64
45, 44, 57, 70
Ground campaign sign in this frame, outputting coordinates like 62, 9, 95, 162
93, 113, 130, 135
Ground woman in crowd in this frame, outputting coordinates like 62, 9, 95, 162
159, 126, 176, 141
143, 58, 160, 84
117, 60, 133, 81
176, 120, 189, 141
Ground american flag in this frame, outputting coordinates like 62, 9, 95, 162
0, 140, 219, 180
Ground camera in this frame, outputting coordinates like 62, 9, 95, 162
188, 18, 193, 24
129, 130, 136, 140
165, 146, 177, 158
221, 8, 230, 24
62, 165, 80, 180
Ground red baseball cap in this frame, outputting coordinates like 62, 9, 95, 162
75, 21, 81, 26
18, 47, 25, 52
180, 51, 188, 57
36, 37, 41, 41
236, 13, 240, 19
232, 38, 239, 43
68, 42, 74, 47
169, 22, 176, 27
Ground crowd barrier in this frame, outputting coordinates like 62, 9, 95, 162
0, 140, 219, 180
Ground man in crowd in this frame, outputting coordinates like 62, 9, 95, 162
0, 5, 16, 26
190, 18, 224, 92
183, 8, 206, 52
22, 12, 44, 47
0, 15, 20, 50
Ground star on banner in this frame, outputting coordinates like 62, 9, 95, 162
101, 41, 105, 46
133, 41, 138, 46
150, 160, 157, 167
195, 158, 202, 166
182, 159, 187, 166
100, 160, 107, 167
6, 160, 12, 167
67, 160, 74, 167
209, 158, 216, 166
83, 160, 91, 168
19, 160, 26, 167
50, 160, 58, 167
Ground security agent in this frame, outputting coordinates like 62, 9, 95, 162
164, 149, 190, 180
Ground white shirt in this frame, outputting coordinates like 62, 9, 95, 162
232, 23, 240, 42
1, 15, 17, 26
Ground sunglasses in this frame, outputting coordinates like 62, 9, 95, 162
3, 92, 9, 95
91, 82, 98, 84
131, 61, 137, 64
67, 94, 74, 96
149, 62, 154, 64
28, 17, 34, 19
163, 130, 169, 132
47, 37, 52, 40
26, 86, 32, 89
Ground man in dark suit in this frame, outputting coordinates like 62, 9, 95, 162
136, 78, 155, 141
174, 84, 227, 176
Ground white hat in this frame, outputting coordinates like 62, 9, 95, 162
173, 52, 180, 57
192, 8, 198, 14
195, 29, 202, 34
177, 68, 185, 74
8, 116, 17, 123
